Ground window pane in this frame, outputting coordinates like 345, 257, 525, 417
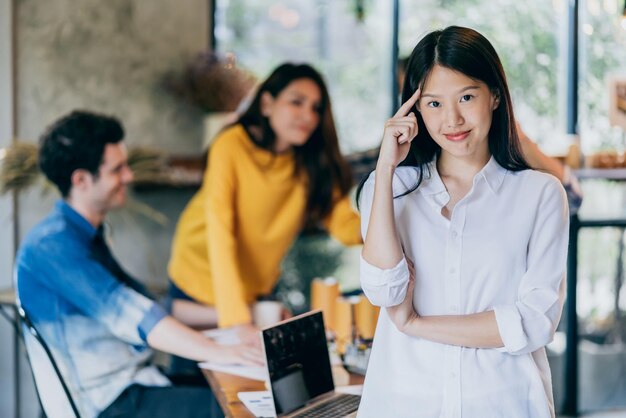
399, 0, 567, 151
215, 0, 392, 153
580, 0, 626, 153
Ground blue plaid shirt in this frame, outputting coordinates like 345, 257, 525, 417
15, 201, 170, 418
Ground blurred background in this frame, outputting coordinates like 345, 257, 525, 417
1, 0, 626, 416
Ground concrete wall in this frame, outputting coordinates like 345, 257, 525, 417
15, 0, 208, 283
1, 0, 208, 416
0, 1, 20, 416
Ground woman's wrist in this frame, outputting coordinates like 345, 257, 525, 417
375, 162, 396, 180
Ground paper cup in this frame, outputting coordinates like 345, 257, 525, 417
253, 301, 283, 328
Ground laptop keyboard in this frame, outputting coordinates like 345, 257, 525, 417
291, 394, 360, 418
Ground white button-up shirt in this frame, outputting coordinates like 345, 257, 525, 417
357, 157, 569, 418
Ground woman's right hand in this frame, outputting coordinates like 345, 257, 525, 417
377, 89, 421, 170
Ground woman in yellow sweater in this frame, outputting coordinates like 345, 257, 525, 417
167, 63, 362, 344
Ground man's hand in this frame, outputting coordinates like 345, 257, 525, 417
211, 343, 265, 367
386, 259, 418, 333
234, 323, 262, 348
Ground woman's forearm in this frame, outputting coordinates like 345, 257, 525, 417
361, 164, 404, 269
401, 311, 504, 348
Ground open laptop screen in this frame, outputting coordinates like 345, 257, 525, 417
262, 310, 334, 415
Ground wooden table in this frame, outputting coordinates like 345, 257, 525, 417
202, 368, 364, 418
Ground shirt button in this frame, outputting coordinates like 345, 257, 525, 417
450, 372, 456, 379
450, 305, 458, 312
449, 267, 456, 274
451, 231, 458, 238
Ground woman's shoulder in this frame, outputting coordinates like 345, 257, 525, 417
211, 124, 251, 153
512, 167, 563, 189
509, 168, 567, 207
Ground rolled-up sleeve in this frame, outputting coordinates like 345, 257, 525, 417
493, 179, 569, 355
360, 255, 410, 307
358, 172, 411, 307
136, 299, 168, 342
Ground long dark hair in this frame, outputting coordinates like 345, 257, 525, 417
237, 63, 353, 227
357, 26, 528, 203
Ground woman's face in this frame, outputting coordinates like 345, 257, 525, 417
262, 78, 322, 153
418, 65, 499, 163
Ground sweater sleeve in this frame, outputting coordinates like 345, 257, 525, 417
206, 134, 252, 328
322, 189, 363, 246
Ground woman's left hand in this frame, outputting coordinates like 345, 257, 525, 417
386, 258, 418, 333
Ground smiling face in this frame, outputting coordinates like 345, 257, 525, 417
418, 65, 499, 164
261, 78, 322, 153
83, 142, 134, 212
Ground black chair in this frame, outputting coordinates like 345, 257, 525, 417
18, 306, 81, 418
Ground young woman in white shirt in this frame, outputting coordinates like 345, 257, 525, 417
357, 26, 569, 418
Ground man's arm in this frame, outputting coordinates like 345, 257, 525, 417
147, 316, 262, 366
170, 299, 219, 329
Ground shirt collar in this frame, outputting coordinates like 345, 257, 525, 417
477, 156, 508, 194
419, 155, 507, 196
55, 200, 99, 242
418, 159, 447, 196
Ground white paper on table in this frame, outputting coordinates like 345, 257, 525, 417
199, 327, 267, 380
237, 391, 276, 418
198, 361, 268, 381
202, 327, 241, 345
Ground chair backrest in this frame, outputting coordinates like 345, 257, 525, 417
18, 306, 81, 418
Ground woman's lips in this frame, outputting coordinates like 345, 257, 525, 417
444, 130, 471, 142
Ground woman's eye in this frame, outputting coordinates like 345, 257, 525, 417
427, 101, 441, 108
460, 95, 473, 102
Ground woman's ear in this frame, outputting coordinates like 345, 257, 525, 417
260, 92, 274, 117
491, 93, 500, 110
491, 90, 501, 110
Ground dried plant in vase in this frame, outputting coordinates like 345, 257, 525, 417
0, 142, 41, 194
0, 142, 169, 225
127, 147, 169, 185
163, 51, 257, 113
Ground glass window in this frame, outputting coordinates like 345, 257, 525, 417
399, 0, 568, 151
215, 0, 393, 153
579, 0, 626, 153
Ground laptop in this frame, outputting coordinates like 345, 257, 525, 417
261, 310, 361, 418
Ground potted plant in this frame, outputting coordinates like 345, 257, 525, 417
163, 51, 257, 149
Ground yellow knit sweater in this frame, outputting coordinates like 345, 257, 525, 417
168, 125, 362, 327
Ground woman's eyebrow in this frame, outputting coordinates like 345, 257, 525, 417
420, 86, 480, 98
